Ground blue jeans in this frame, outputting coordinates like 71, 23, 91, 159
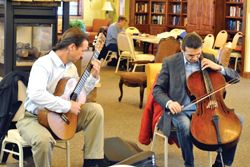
171, 111, 240, 167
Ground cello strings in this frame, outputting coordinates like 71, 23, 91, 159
182, 78, 239, 110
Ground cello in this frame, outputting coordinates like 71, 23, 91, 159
186, 55, 242, 153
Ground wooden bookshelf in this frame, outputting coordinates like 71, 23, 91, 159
129, 0, 188, 35
129, 0, 247, 75
151, 1, 166, 25
130, 0, 168, 35
224, 0, 245, 40
135, 0, 149, 25
167, 0, 187, 30
129, 0, 246, 42
224, 0, 247, 73
150, 0, 167, 34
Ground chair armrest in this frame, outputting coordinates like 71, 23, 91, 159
145, 63, 162, 95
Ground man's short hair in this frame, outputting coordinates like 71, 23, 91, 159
118, 15, 127, 22
181, 32, 203, 51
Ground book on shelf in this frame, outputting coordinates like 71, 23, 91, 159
136, 15, 147, 25
152, 3, 165, 13
229, 6, 242, 17
228, 20, 242, 31
172, 4, 181, 14
228, 0, 243, 2
152, 15, 164, 25
136, 2, 148, 13
172, 16, 180, 26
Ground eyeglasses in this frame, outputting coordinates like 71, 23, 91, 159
184, 52, 201, 59
182, 47, 202, 62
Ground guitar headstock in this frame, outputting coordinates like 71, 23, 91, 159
93, 32, 106, 53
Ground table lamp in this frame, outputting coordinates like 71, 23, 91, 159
102, 1, 113, 21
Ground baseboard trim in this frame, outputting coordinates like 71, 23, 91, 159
242, 72, 250, 78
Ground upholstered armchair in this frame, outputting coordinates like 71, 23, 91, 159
86, 18, 110, 46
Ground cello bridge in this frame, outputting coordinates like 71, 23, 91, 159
206, 100, 218, 109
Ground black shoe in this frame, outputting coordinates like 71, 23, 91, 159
83, 159, 106, 167
24, 156, 35, 167
212, 162, 224, 167
107, 58, 117, 66
119, 64, 127, 71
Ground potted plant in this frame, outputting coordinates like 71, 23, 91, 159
69, 19, 86, 32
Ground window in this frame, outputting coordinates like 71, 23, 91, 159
57, 0, 82, 16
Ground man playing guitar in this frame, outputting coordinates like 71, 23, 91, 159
17, 27, 105, 167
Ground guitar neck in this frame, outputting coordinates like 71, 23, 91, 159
70, 51, 99, 101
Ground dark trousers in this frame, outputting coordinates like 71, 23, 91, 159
98, 43, 118, 60
98, 43, 127, 68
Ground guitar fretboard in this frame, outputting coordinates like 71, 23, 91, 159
70, 51, 99, 101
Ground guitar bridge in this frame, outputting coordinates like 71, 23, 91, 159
61, 114, 70, 125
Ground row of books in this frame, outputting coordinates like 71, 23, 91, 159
227, 0, 243, 2
171, 16, 180, 26
135, 15, 147, 25
171, 4, 181, 14
151, 3, 165, 13
151, 15, 165, 25
228, 6, 243, 17
227, 20, 242, 31
135, 3, 148, 13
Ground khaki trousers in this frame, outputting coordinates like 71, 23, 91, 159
16, 102, 104, 167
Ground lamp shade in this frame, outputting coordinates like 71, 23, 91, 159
102, 1, 113, 11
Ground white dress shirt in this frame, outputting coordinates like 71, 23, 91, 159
25, 50, 99, 115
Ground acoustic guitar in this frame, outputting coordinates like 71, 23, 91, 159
38, 33, 105, 140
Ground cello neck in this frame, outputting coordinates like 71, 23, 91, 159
200, 54, 216, 101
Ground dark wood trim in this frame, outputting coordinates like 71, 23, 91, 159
242, 72, 250, 78
62, 2, 69, 33
4, 1, 14, 74
241, 0, 247, 74
78, 0, 83, 17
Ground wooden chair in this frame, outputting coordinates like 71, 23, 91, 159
116, 32, 154, 73
118, 72, 147, 109
0, 81, 70, 167
155, 37, 180, 63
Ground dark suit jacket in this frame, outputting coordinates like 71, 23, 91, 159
153, 52, 240, 136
